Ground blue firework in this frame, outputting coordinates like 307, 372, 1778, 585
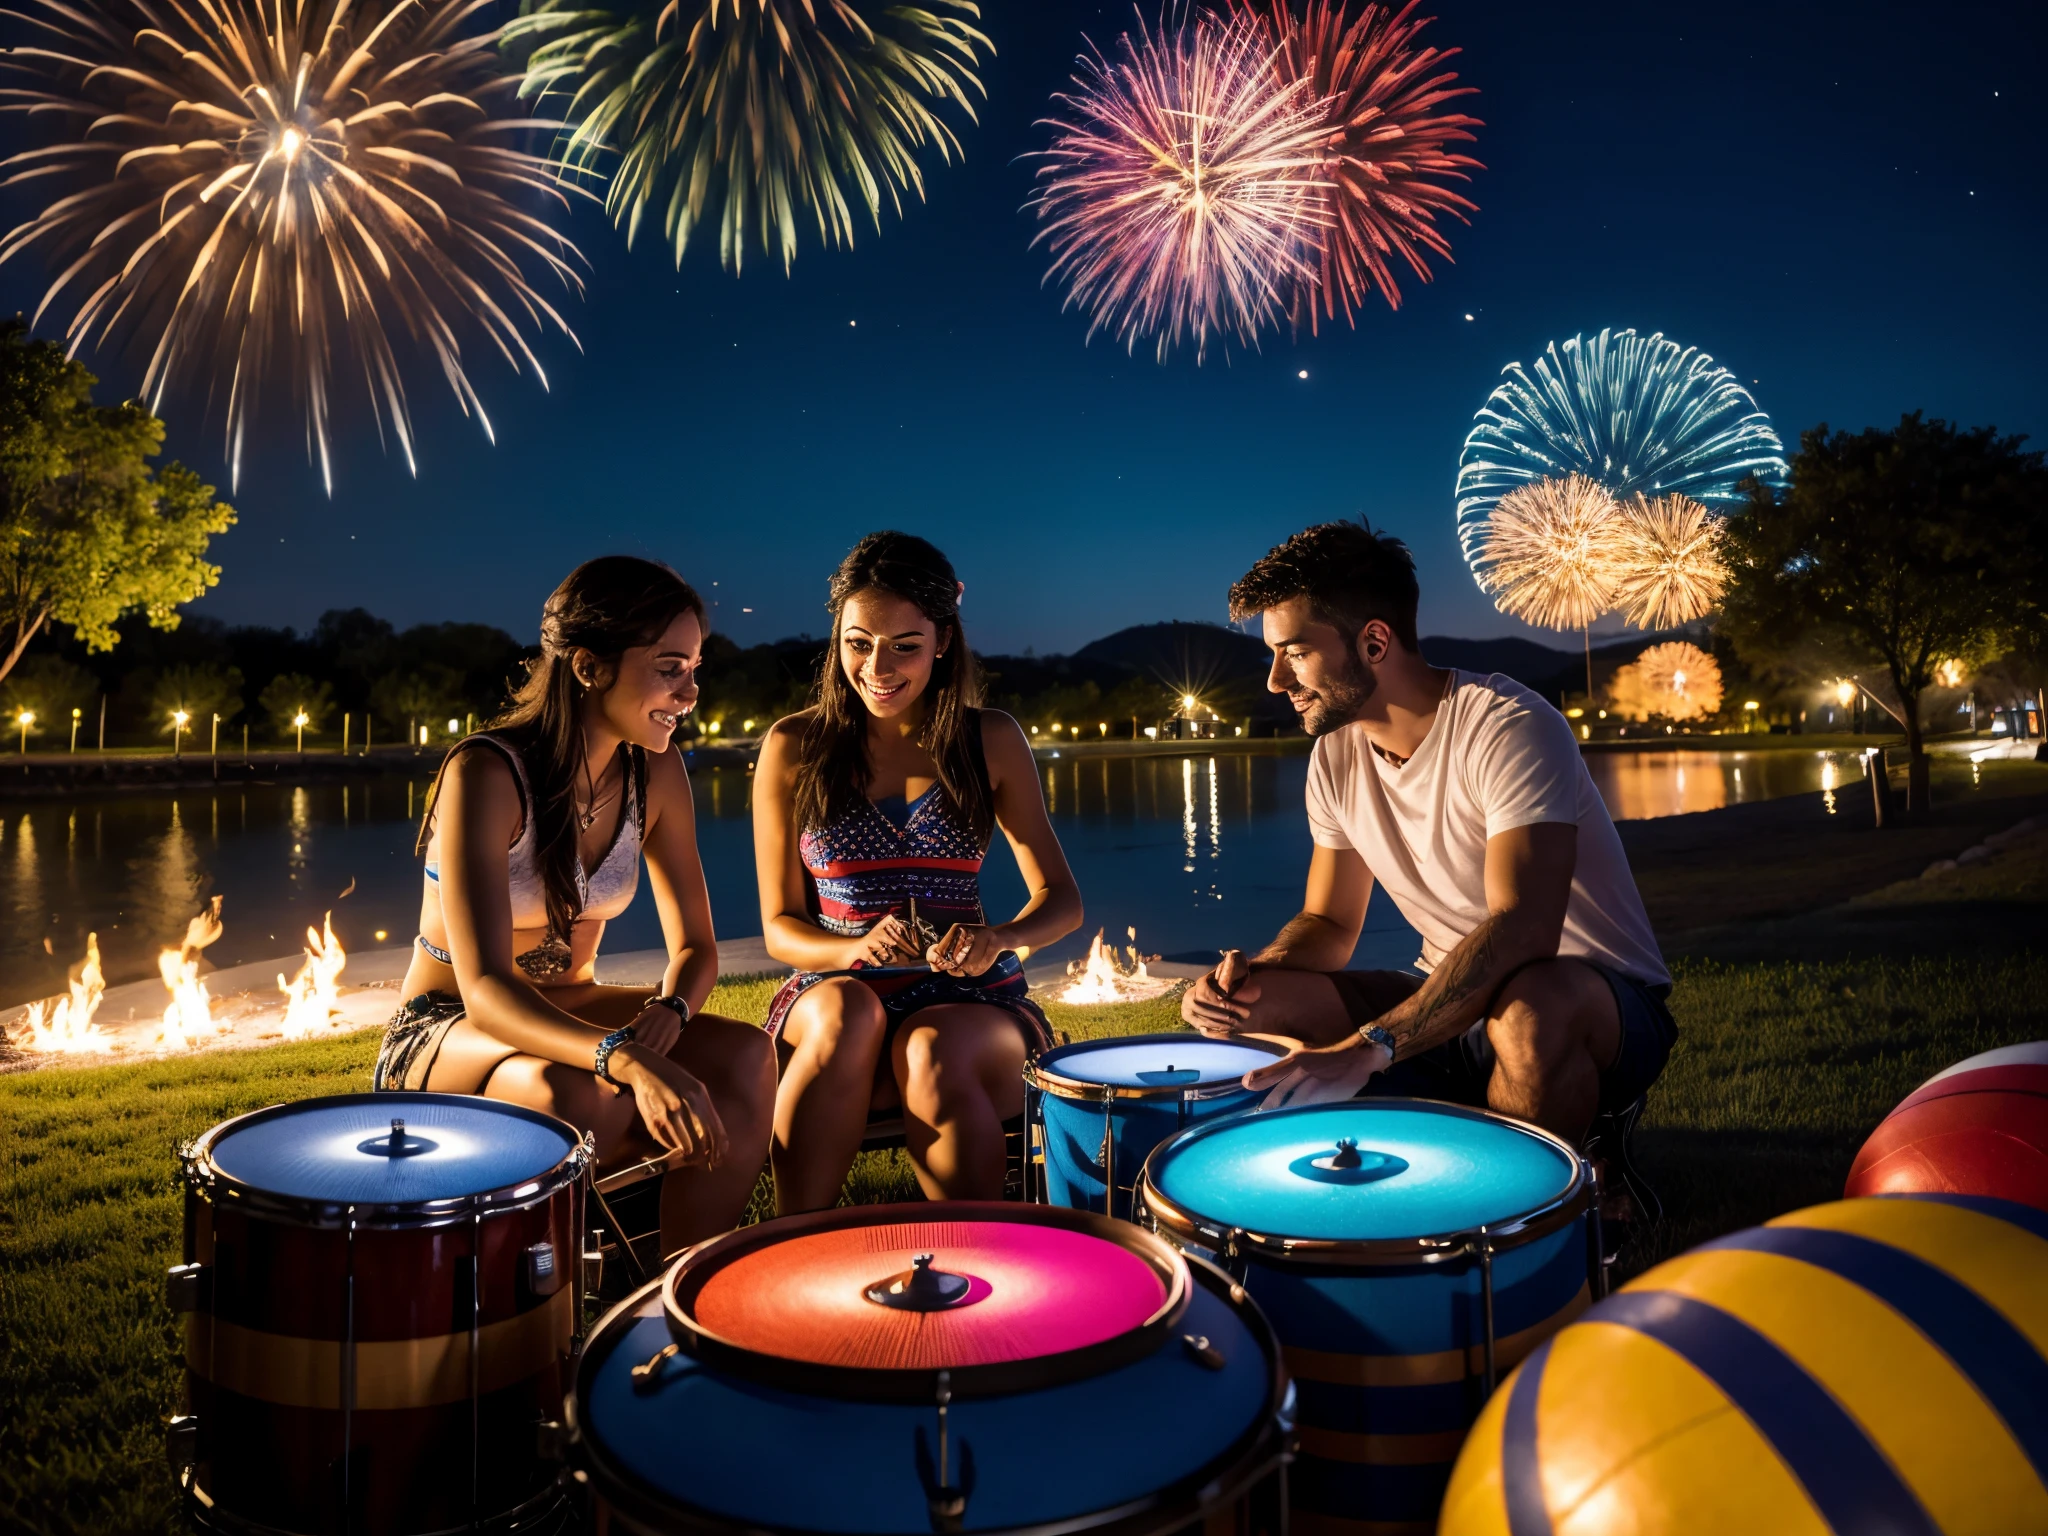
1454, 328, 1788, 580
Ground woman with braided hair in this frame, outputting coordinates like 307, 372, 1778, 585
755, 532, 1084, 1211
376, 555, 776, 1256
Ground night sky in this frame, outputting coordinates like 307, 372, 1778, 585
2, 0, 2041, 656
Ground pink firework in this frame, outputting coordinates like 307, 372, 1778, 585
1030, 8, 1333, 362
1246, 0, 1483, 331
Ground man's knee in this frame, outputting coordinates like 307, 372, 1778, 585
1485, 961, 1603, 1069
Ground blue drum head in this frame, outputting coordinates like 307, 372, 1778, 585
1146, 1100, 1580, 1243
201, 1092, 579, 1207
1032, 1033, 1284, 1094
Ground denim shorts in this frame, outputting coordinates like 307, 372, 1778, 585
1331, 960, 1676, 1117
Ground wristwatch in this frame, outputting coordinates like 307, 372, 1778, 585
1356, 1023, 1397, 1059
648, 993, 691, 1025
594, 1024, 637, 1086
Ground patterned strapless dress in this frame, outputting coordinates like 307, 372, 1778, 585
764, 782, 1052, 1055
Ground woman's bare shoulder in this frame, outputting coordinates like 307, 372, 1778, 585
976, 708, 1034, 769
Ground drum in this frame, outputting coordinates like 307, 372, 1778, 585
1139, 1100, 1596, 1536
169, 1092, 591, 1535
561, 1201, 1294, 1536
1027, 1033, 1287, 1219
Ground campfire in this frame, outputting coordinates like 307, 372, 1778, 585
19, 933, 111, 1054
1058, 927, 1175, 1004
278, 912, 348, 1039
157, 898, 226, 1050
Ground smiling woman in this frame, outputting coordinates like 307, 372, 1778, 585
378, 555, 775, 1259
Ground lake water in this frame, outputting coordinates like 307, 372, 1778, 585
0, 747, 1871, 1001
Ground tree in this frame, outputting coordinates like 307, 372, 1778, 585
148, 664, 244, 738
1720, 414, 2047, 813
371, 666, 462, 739
0, 324, 235, 682
258, 673, 334, 740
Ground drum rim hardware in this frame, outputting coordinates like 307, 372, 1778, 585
180, 1091, 592, 1230
1024, 1032, 1289, 1104
659, 1201, 1192, 1403
564, 1248, 1296, 1536
1136, 1096, 1592, 1266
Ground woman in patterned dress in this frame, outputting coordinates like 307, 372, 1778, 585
754, 532, 1083, 1211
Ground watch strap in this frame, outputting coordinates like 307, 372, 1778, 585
1357, 1022, 1397, 1059
649, 993, 691, 1024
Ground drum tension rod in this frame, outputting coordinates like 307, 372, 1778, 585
918, 1370, 975, 1532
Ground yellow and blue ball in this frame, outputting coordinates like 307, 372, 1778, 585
1440, 1194, 2048, 1534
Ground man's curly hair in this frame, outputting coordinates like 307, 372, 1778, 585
1228, 520, 1421, 649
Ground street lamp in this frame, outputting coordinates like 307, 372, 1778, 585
171, 709, 190, 758
1833, 679, 1857, 708
69, 707, 80, 753
293, 710, 309, 753
16, 709, 32, 755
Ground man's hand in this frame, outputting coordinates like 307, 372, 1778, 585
1181, 948, 1263, 1036
1244, 1037, 1390, 1110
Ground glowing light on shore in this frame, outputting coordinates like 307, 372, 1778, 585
278, 912, 347, 1039
1030, 9, 1332, 362
19, 934, 111, 1054
1474, 474, 1623, 631
1059, 927, 1174, 1005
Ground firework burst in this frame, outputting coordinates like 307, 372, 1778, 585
1609, 640, 1722, 722
1455, 328, 1787, 582
1245, 0, 1481, 332
0, 0, 584, 490
510, 0, 990, 275
1475, 473, 1623, 632
1029, 8, 1333, 362
1611, 492, 1727, 629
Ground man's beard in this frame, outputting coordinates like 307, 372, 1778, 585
1299, 654, 1375, 737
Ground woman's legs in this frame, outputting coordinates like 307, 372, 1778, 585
890, 1004, 1027, 1200
426, 987, 776, 1254
772, 978, 890, 1215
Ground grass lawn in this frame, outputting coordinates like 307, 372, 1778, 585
4, 762, 2045, 1535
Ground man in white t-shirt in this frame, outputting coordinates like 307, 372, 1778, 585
1183, 521, 1674, 1207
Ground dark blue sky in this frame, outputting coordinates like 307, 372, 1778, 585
4, 0, 2042, 654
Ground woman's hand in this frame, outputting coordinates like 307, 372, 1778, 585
845, 916, 920, 969
626, 999, 685, 1058
926, 924, 1004, 977
611, 1046, 728, 1169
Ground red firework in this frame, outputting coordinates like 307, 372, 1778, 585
1244, 0, 1484, 330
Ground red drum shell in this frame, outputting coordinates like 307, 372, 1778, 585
176, 1097, 587, 1536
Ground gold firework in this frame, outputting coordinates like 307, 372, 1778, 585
1611, 493, 1727, 629
1608, 640, 1722, 722
1474, 473, 1623, 631
0, 0, 585, 489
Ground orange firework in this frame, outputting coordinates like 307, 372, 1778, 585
1612, 493, 1728, 629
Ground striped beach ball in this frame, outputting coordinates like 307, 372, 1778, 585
1847, 1042, 2048, 1211
1439, 1194, 2048, 1534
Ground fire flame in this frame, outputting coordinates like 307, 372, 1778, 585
19, 933, 112, 1053
157, 897, 225, 1050
1059, 926, 1174, 1005
278, 912, 347, 1039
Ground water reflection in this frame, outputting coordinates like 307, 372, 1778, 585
0, 748, 1896, 1003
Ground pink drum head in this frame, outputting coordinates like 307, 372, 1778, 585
663, 1203, 1188, 1396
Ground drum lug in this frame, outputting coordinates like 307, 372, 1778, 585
526, 1241, 563, 1297
581, 1229, 605, 1300
535, 1419, 571, 1461
165, 1413, 200, 1472
164, 1262, 208, 1314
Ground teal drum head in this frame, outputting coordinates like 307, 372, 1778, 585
1032, 1034, 1285, 1095
1145, 1100, 1581, 1246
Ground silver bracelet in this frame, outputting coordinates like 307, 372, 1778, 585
594, 1024, 637, 1086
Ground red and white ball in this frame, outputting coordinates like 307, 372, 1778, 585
1846, 1042, 2048, 1210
